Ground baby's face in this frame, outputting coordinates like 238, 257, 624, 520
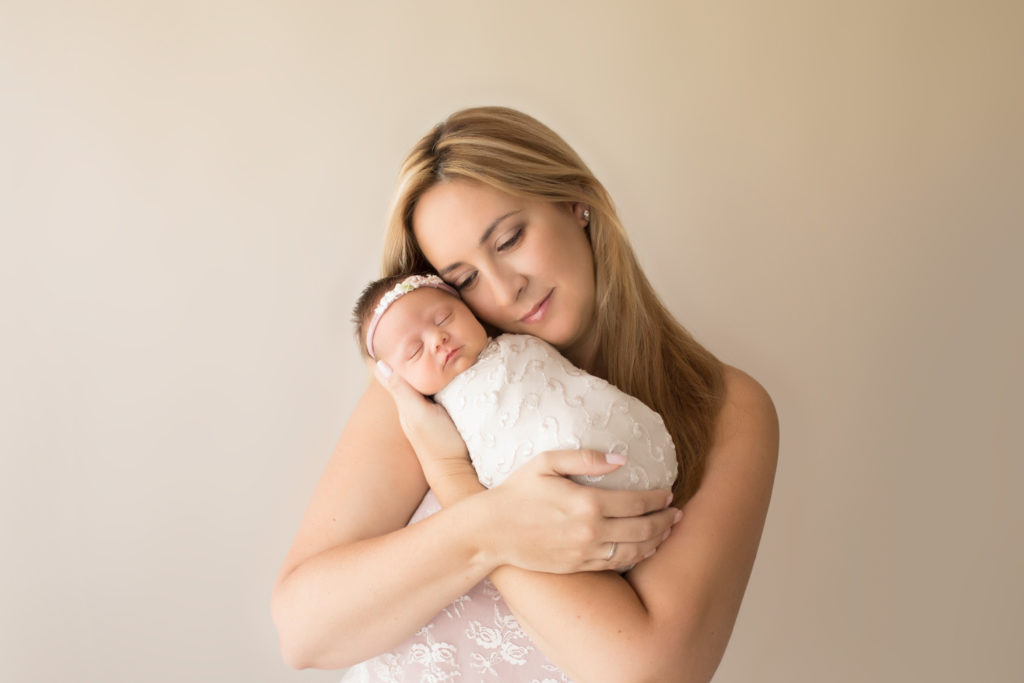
373, 287, 489, 395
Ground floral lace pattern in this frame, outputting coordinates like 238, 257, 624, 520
435, 334, 676, 492
340, 492, 572, 683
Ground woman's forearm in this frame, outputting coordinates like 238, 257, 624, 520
271, 493, 498, 670
425, 467, 685, 681
423, 455, 697, 681
487, 566, 694, 683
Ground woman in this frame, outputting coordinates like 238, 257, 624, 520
271, 107, 779, 682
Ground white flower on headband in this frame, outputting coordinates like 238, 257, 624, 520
372, 275, 449, 317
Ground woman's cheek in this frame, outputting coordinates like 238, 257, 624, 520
469, 301, 510, 332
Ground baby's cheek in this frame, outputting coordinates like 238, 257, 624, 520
414, 370, 443, 397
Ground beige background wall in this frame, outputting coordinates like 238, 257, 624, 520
3, 1, 1021, 681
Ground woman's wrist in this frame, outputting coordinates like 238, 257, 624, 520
447, 485, 506, 573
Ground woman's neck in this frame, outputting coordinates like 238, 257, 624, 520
563, 327, 605, 379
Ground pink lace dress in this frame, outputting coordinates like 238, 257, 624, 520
340, 491, 572, 683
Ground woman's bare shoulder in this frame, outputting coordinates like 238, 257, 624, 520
722, 364, 776, 412
716, 365, 779, 455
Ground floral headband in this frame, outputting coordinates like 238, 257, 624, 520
366, 274, 458, 360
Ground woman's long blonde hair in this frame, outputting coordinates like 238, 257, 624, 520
381, 106, 724, 503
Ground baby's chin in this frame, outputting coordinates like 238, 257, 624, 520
405, 351, 482, 397
448, 354, 480, 378
393, 370, 438, 397
422, 362, 472, 397
416, 375, 453, 397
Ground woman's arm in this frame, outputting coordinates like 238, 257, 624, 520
491, 367, 778, 683
270, 378, 497, 669
427, 366, 779, 683
271, 374, 678, 669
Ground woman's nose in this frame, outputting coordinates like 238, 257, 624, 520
489, 270, 526, 307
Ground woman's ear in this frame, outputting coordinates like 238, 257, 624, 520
571, 202, 591, 228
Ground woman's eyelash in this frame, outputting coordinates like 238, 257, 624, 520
453, 227, 524, 290
497, 227, 524, 251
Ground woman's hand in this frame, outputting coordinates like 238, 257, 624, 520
373, 360, 478, 496
483, 449, 681, 573
373, 361, 680, 573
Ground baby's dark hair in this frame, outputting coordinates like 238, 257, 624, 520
352, 273, 413, 359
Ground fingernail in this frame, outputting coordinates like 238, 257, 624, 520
605, 453, 627, 465
376, 360, 392, 378
661, 529, 671, 541
673, 509, 683, 525
665, 492, 674, 507
643, 549, 656, 560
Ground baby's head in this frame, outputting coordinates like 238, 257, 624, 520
353, 274, 489, 395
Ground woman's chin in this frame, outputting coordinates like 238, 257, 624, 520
525, 327, 575, 350
502, 315, 585, 350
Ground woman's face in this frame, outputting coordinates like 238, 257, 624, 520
412, 179, 597, 359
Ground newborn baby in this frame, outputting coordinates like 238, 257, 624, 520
353, 273, 676, 492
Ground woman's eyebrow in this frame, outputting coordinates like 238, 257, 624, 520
438, 210, 522, 276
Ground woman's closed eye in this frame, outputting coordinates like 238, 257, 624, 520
454, 272, 477, 291
453, 227, 523, 290
497, 226, 524, 252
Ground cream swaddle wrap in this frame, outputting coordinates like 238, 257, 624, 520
434, 334, 676, 491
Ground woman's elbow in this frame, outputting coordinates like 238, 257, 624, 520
272, 595, 308, 669
272, 614, 343, 671
278, 638, 312, 671
628, 657, 717, 683
271, 589, 362, 671
271, 581, 326, 670
622, 660, 714, 683
625, 624, 724, 683
277, 632, 350, 672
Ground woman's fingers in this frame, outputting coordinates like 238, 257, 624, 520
374, 361, 427, 414
580, 532, 670, 572
486, 449, 682, 573
374, 360, 442, 432
532, 452, 673, 517
603, 507, 680, 544
371, 360, 469, 473
593, 487, 674, 518
589, 493, 681, 570
593, 541, 652, 570
534, 448, 630, 479
587, 509, 681, 570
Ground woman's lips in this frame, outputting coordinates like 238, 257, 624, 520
520, 290, 553, 323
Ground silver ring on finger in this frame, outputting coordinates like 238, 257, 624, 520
605, 541, 617, 561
